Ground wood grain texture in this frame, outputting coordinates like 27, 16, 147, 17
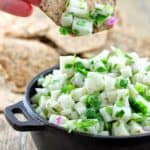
0, 77, 22, 113
0, 115, 37, 150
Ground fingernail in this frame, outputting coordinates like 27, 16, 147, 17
1, 0, 33, 17
27, 0, 41, 6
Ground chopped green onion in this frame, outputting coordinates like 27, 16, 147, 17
61, 82, 75, 93
94, 15, 108, 26
130, 97, 148, 116
59, 26, 71, 35
85, 108, 99, 119
85, 93, 101, 110
115, 110, 125, 118
116, 98, 124, 107
115, 78, 128, 89
135, 83, 147, 96
74, 62, 88, 76
75, 119, 98, 131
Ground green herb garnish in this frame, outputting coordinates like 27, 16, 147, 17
61, 82, 75, 93
115, 110, 125, 118
59, 26, 71, 35
115, 78, 128, 89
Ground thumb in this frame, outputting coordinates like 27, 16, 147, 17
27, 0, 41, 6
0, 0, 33, 17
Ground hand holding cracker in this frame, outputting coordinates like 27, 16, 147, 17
0, 0, 41, 17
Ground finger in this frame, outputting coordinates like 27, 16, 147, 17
26, 0, 41, 6
0, 0, 33, 17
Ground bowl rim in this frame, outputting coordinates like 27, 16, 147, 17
24, 66, 150, 140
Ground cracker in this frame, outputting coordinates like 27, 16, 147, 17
40, 0, 116, 33
0, 38, 59, 93
81, 29, 150, 58
47, 25, 107, 53
0, 8, 51, 38
40, 0, 67, 25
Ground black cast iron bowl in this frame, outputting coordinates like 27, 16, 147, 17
4, 66, 150, 150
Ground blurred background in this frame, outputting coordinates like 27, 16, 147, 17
0, 0, 150, 149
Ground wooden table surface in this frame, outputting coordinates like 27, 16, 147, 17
0, 0, 150, 150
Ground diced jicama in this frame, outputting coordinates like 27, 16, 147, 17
38, 74, 52, 88
120, 66, 132, 78
50, 73, 67, 90
104, 76, 116, 90
129, 121, 145, 135
113, 98, 131, 121
71, 87, 87, 101
100, 106, 113, 122
95, 4, 114, 16
50, 90, 60, 101
99, 131, 109, 136
72, 18, 93, 35
85, 72, 105, 93
71, 73, 85, 87
58, 94, 75, 109
61, 13, 73, 27
112, 121, 129, 136
74, 102, 86, 115
132, 58, 149, 73
129, 85, 139, 98
67, 0, 88, 17
60, 56, 75, 76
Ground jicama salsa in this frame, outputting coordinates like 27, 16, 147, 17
32, 47, 150, 136
59, 0, 117, 35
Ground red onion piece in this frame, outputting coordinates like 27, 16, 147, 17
105, 16, 118, 26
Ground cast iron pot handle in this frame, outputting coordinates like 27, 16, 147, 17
4, 101, 46, 131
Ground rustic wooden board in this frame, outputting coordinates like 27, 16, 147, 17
0, 114, 37, 150
0, 78, 22, 113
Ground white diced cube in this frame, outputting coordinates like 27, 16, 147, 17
71, 87, 87, 101
100, 106, 113, 122
50, 73, 67, 90
60, 56, 75, 76
104, 76, 115, 90
51, 90, 60, 101
85, 72, 105, 93
112, 121, 129, 136
99, 131, 109, 136
71, 73, 85, 87
72, 18, 93, 35
129, 121, 144, 135
61, 13, 73, 27
58, 94, 75, 109
120, 66, 132, 78
74, 102, 86, 115
67, 0, 88, 17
